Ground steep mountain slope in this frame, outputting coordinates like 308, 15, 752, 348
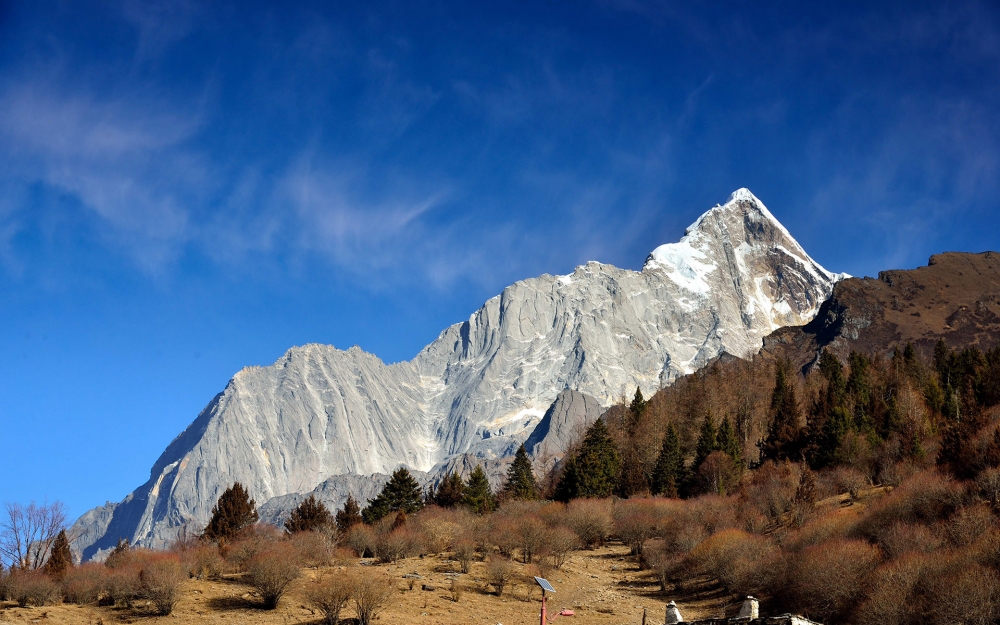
765, 251, 1000, 370
71, 189, 844, 559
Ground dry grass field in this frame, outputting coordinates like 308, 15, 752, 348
0, 543, 733, 625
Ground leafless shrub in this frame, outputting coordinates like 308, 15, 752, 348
785, 538, 881, 623
563, 499, 613, 547
614, 500, 657, 556
137, 552, 184, 615
976, 467, 1000, 509
916, 557, 1000, 625
877, 522, 943, 560
784, 512, 855, 552
373, 525, 418, 564
945, 503, 996, 547
546, 525, 579, 569
515, 515, 547, 564
740, 461, 800, 523
854, 469, 967, 542
344, 524, 376, 558
7, 569, 60, 607
854, 553, 928, 625
104, 562, 142, 608
223, 523, 282, 571
307, 571, 355, 625
243, 543, 301, 609
492, 516, 520, 559
453, 538, 476, 573
643, 540, 682, 591
289, 529, 336, 567
61, 562, 107, 604
686, 529, 777, 595
485, 556, 516, 596
450, 579, 463, 602
179, 541, 226, 579
352, 569, 393, 625
412, 506, 464, 554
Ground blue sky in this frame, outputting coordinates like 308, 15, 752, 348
1, 1, 999, 519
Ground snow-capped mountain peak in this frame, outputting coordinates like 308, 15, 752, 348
70, 189, 845, 560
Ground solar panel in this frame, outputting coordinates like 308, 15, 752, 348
534, 576, 556, 593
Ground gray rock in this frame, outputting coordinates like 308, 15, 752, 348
71, 189, 844, 560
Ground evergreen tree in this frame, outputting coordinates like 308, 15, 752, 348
44, 529, 72, 580
650, 423, 682, 497
556, 418, 619, 500
502, 444, 538, 500
362, 468, 423, 524
203, 483, 258, 544
284, 494, 332, 534
760, 359, 803, 462
693, 414, 719, 469
434, 471, 465, 507
553, 455, 579, 503
335, 494, 363, 532
463, 465, 496, 514
628, 387, 647, 432
716, 416, 743, 467
795, 465, 818, 506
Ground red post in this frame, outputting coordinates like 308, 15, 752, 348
540, 590, 547, 625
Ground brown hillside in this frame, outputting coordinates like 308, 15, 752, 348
764, 251, 1000, 371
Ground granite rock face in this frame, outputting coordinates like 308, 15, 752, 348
71, 189, 844, 559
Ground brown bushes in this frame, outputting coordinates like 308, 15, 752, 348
855, 469, 967, 542
61, 562, 106, 604
687, 529, 777, 595
289, 529, 336, 567
7, 569, 61, 607
783, 538, 881, 623
243, 542, 300, 609
138, 552, 184, 615
485, 556, 515, 596
613, 500, 658, 556
307, 570, 355, 624
351, 569, 393, 625
453, 538, 476, 573
563, 498, 613, 547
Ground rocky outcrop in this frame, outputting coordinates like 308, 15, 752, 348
71, 189, 844, 560
764, 251, 1000, 371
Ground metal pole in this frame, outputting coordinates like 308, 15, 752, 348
541, 590, 547, 625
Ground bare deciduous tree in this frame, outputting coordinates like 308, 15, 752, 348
1, 501, 67, 570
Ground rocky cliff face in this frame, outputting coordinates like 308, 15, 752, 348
71, 189, 844, 559
764, 251, 1000, 370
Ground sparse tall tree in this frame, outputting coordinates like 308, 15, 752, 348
434, 472, 465, 507
362, 468, 423, 524
651, 423, 683, 497
555, 418, 619, 500
760, 359, 803, 462
717, 416, 743, 468
43, 529, 73, 579
203, 483, 258, 545
0, 501, 67, 570
463, 465, 496, 514
502, 444, 537, 500
284, 494, 333, 534
335, 495, 363, 532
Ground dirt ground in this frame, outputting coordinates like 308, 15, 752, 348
0, 544, 734, 625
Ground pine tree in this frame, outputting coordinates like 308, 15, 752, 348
502, 444, 537, 500
44, 529, 73, 579
628, 387, 647, 432
717, 416, 743, 468
434, 472, 465, 507
284, 494, 332, 534
795, 465, 818, 506
362, 468, 424, 524
335, 494, 363, 532
203, 483, 258, 544
553, 455, 579, 503
557, 418, 619, 500
760, 359, 803, 462
463, 465, 496, 514
693, 414, 719, 469
650, 423, 682, 497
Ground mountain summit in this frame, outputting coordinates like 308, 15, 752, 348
71, 189, 844, 559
